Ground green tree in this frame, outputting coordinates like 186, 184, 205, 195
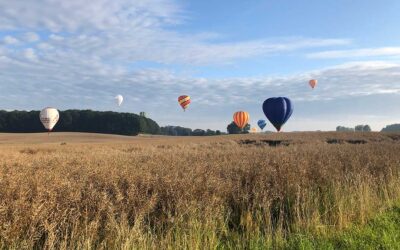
381, 124, 400, 132
355, 124, 371, 132
227, 122, 241, 134
227, 122, 250, 134
243, 124, 250, 134
192, 129, 206, 136
336, 126, 355, 132
205, 129, 216, 136
363, 125, 371, 132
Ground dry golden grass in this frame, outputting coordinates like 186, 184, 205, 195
0, 132, 400, 249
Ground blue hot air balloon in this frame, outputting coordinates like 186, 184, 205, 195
262, 97, 293, 132
257, 120, 267, 130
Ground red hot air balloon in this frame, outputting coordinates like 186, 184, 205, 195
178, 95, 191, 111
309, 79, 317, 89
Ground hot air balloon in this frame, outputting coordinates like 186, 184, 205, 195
309, 79, 317, 89
178, 95, 191, 111
257, 120, 267, 130
233, 111, 249, 129
40, 107, 59, 132
262, 97, 293, 132
251, 127, 258, 133
115, 95, 124, 106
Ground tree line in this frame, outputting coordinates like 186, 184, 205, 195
160, 126, 223, 136
381, 124, 400, 132
0, 110, 160, 135
336, 124, 400, 132
336, 125, 372, 132
160, 121, 253, 136
2, 109, 399, 135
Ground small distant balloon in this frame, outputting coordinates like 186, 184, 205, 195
233, 111, 249, 129
178, 95, 191, 111
251, 127, 258, 133
40, 107, 59, 132
257, 120, 266, 130
115, 95, 124, 106
309, 79, 317, 89
262, 97, 293, 132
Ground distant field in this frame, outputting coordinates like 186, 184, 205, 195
0, 131, 397, 144
0, 132, 153, 144
0, 132, 399, 249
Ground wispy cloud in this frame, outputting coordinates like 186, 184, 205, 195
0, 0, 399, 131
0, 0, 350, 65
308, 47, 400, 59
23, 32, 40, 43
0, 0, 182, 32
23, 48, 37, 61
2, 35, 19, 45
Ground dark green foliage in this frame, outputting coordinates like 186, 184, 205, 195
362, 125, 372, 132
336, 126, 355, 132
0, 110, 160, 136
0, 110, 43, 133
227, 122, 241, 134
355, 124, 371, 132
192, 129, 205, 136
160, 126, 220, 136
382, 124, 400, 132
161, 126, 192, 136
205, 129, 216, 136
337, 125, 372, 132
227, 122, 250, 134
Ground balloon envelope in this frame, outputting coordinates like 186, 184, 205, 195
40, 107, 59, 131
257, 120, 266, 130
233, 111, 249, 129
115, 95, 123, 106
309, 79, 317, 89
262, 97, 293, 132
178, 95, 191, 110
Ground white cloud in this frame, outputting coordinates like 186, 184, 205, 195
3, 35, 19, 45
0, 0, 350, 65
47, 34, 349, 65
24, 32, 40, 42
308, 47, 400, 59
49, 34, 64, 41
0, 0, 182, 32
23, 48, 37, 61
0, 42, 399, 130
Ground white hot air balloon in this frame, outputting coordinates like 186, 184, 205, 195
40, 107, 60, 132
115, 95, 124, 107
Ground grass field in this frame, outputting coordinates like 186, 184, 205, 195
0, 132, 400, 249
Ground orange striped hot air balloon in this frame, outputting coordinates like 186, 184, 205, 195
309, 79, 317, 89
178, 95, 191, 111
233, 111, 249, 129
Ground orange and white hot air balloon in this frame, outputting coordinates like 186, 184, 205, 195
250, 127, 258, 133
309, 79, 317, 89
178, 95, 191, 111
233, 111, 249, 129
39, 107, 59, 132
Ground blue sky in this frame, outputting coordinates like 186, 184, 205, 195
0, 0, 400, 132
